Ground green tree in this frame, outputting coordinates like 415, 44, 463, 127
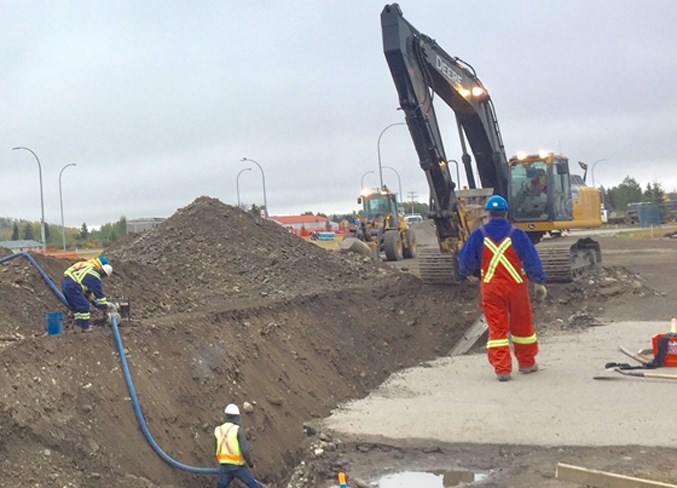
22, 222, 35, 240
607, 176, 642, 212
643, 181, 665, 205
11, 222, 19, 240
80, 222, 89, 241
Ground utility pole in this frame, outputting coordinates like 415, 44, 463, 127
407, 191, 418, 214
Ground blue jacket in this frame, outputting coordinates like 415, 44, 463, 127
458, 218, 546, 285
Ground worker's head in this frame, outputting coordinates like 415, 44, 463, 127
101, 264, 113, 277
98, 256, 109, 266
224, 403, 240, 417
485, 195, 509, 219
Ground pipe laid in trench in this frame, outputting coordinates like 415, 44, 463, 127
1, 251, 219, 475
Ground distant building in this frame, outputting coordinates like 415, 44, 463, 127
0, 239, 44, 253
127, 218, 166, 234
270, 215, 338, 232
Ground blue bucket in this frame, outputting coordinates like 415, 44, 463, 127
47, 312, 64, 336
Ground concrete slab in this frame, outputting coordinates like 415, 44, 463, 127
323, 321, 677, 447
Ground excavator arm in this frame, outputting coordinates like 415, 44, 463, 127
381, 4, 510, 250
380, 4, 602, 283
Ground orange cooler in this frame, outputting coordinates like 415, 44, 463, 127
652, 334, 677, 367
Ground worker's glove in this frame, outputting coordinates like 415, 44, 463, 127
107, 302, 118, 313
533, 283, 547, 302
107, 312, 122, 325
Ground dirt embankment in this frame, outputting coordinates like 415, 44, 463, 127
0, 197, 671, 487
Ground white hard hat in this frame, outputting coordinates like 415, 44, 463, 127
224, 403, 240, 416
101, 264, 113, 276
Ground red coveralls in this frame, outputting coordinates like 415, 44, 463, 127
480, 228, 538, 375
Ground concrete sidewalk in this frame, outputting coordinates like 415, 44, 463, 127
323, 321, 677, 447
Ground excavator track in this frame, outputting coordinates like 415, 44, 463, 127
418, 247, 459, 285
536, 237, 602, 282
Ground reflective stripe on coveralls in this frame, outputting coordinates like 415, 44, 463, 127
482, 237, 524, 284
480, 232, 538, 374
215, 423, 245, 465
64, 262, 108, 307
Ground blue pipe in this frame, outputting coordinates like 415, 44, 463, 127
111, 314, 219, 475
1, 251, 219, 475
0, 252, 67, 304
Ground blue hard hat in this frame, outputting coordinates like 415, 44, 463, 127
98, 256, 109, 266
485, 195, 509, 211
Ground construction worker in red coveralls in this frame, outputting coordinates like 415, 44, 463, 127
214, 403, 263, 488
61, 256, 116, 332
458, 195, 547, 382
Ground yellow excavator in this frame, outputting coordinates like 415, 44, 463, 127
381, 4, 602, 283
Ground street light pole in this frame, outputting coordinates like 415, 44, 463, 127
382, 165, 402, 205
12, 146, 46, 251
360, 170, 375, 191
449, 159, 461, 188
236, 167, 252, 208
377, 122, 406, 190
591, 158, 607, 188
58, 163, 77, 251
241, 157, 268, 217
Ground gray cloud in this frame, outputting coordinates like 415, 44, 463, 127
2, 0, 676, 227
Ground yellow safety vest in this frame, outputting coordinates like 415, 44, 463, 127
64, 261, 101, 286
215, 422, 245, 465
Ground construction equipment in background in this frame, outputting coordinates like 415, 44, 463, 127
351, 186, 417, 261
381, 4, 603, 283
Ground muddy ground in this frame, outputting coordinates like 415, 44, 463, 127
0, 197, 674, 487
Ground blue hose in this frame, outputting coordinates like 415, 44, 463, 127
0, 252, 67, 305
1, 251, 219, 475
111, 314, 219, 475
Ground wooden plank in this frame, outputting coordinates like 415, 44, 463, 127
449, 314, 488, 356
556, 463, 677, 488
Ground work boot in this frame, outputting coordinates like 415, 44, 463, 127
496, 374, 511, 382
518, 363, 539, 374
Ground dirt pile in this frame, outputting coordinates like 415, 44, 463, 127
0, 197, 477, 488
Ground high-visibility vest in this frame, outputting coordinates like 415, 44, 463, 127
480, 228, 525, 285
215, 422, 245, 465
64, 262, 101, 288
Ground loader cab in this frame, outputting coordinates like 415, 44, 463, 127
358, 190, 400, 226
508, 153, 573, 224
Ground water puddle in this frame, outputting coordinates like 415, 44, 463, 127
376, 469, 488, 487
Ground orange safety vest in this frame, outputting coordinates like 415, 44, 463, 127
214, 422, 245, 465
480, 229, 526, 286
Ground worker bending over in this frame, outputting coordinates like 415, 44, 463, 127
61, 257, 115, 332
458, 195, 547, 382
214, 403, 263, 487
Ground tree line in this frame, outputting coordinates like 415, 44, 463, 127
0, 216, 127, 249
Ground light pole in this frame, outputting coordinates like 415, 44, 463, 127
12, 146, 46, 251
360, 170, 375, 192
591, 158, 607, 188
377, 122, 406, 190
382, 165, 402, 205
58, 163, 77, 251
449, 159, 461, 188
236, 167, 252, 208
241, 157, 268, 217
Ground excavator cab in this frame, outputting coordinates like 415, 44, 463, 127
508, 153, 574, 228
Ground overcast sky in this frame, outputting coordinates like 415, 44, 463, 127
2, 1, 676, 227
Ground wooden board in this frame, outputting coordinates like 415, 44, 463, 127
449, 314, 488, 356
556, 463, 677, 487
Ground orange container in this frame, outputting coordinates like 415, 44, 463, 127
652, 334, 677, 367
